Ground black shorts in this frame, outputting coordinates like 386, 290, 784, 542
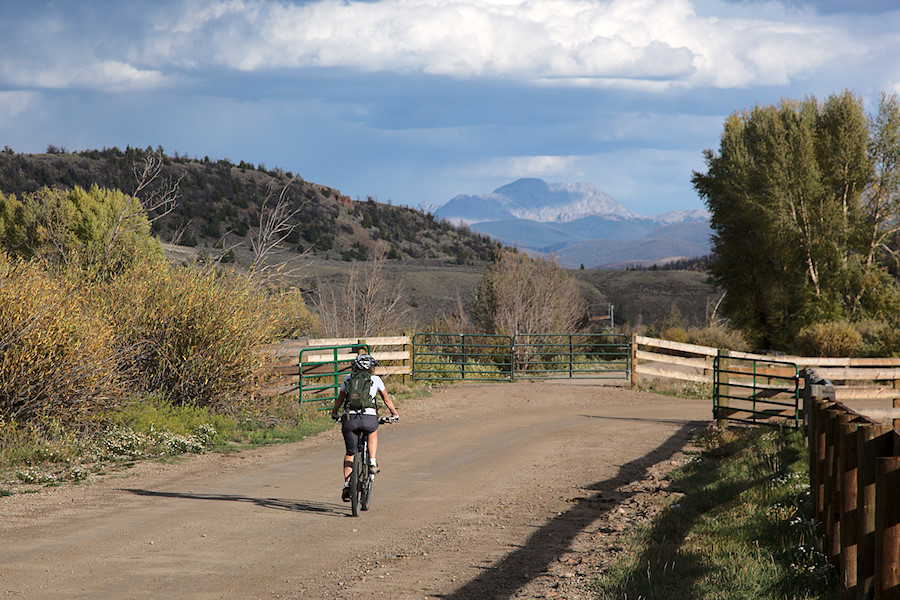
341, 413, 379, 455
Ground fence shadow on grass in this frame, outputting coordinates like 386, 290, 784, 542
438, 419, 708, 600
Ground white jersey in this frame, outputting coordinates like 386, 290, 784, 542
340, 373, 386, 415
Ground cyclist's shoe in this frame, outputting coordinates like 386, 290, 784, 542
341, 485, 351, 502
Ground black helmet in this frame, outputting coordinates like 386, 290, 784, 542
352, 354, 378, 372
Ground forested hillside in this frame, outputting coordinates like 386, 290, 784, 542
0, 147, 502, 264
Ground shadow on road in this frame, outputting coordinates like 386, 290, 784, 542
120, 488, 346, 517
580, 413, 708, 427
439, 419, 708, 600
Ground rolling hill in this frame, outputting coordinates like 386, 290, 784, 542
0, 147, 502, 265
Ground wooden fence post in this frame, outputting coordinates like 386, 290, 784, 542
630, 336, 637, 389
813, 399, 835, 530
823, 408, 845, 567
894, 395, 900, 432
874, 455, 900, 600
857, 424, 892, 599
840, 421, 861, 598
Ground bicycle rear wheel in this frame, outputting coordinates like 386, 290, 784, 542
361, 449, 373, 511
350, 452, 361, 517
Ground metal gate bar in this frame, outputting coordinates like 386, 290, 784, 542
412, 333, 514, 381
513, 333, 630, 380
412, 333, 629, 382
713, 355, 800, 428
299, 343, 370, 405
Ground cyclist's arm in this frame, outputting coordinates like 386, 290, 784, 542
378, 388, 399, 418
331, 389, 346, 420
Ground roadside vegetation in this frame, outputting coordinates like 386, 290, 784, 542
0, 181, 328, 490
694, 90, 900, 355
593, 426, 837, 600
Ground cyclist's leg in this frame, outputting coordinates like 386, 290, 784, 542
341, 415, 362, 482
369, 430, 378, 462
360, 415, 380, 468
343, 454, 354, 481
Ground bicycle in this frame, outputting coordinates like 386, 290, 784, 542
346, 415, 398, 517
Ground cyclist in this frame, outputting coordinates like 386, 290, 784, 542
331, 354, 399, 502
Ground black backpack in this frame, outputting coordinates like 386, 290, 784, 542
345, 371, 375, 411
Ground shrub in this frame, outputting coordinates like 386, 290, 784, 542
794, 321, 863, 357
851, 318, 900, 357
0, 416, 82, 468
688, 324, 749, 352
0, 260, 120, 421
661, 326, 690, 344
473, 250, 585, 335
102, 261, 278, 407
0, 185, 162, 274
268, 287, 320, 339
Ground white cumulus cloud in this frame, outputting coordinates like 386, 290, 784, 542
141, 0, 855, 89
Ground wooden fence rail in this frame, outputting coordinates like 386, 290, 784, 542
263, 336, 412, 396
804, 371, 900, 600
631, 336, 900, 428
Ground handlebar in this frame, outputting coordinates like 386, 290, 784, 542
332, 414, 399, 424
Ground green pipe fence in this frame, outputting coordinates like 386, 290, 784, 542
412, 333, 514, 382
513, 333, 630, 380
299, 343, 370, 406
411, 333, 630, 382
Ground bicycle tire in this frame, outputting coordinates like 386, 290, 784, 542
361, 447, 373, 511
350, 452, 361, 517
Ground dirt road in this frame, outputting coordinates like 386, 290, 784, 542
1, 382, 711, 599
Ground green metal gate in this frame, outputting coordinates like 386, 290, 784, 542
513, 333, 630, 380
411, 333, 630, 382
298, 343, 370, 405
713, 354, 800, 428
412, 334, 514, 382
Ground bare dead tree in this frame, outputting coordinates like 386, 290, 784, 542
313, 245, 409, 337
100, 149, 183, 268
705, 292, 727, 327
246, 177, 310, 281
131, 149, 182, 224
474, 250, 584, 336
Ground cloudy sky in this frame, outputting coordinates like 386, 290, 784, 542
2, 0, 899, 216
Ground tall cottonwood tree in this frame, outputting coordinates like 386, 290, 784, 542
693, 91, 900, 349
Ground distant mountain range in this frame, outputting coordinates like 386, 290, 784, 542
433, 178, 711, 269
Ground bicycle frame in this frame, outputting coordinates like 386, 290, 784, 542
349, 430, 373, 517
346, 416, 395, 517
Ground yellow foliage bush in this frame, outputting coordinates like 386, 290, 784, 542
102, 261, 279, 407
268, 287, 320, 339
688, 324, 749, 352
0, 260, 120, 421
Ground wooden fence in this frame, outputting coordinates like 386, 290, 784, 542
805, 373, 900, 599
631, 336, 900, 428
264, 336, 412, 396
265, 334, 900, 426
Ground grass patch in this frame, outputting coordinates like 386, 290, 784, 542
0, 391, 392, 492
637, 377, 714, 400
592, 426, 838, 600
